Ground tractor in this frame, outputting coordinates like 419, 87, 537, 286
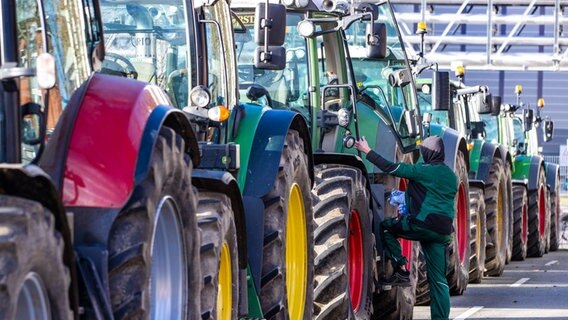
1, 0, 214, 318
480, 86, 557, 260
231, 0, 425, 318
100, 0, 316, 319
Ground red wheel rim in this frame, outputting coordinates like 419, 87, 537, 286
457, 183, 468, 265
349, 210, 364, 312
538, 186, 546, 237
398, 179, 413, 271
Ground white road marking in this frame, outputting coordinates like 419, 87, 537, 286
454, 306, 484, 319
510, 277, 530, 287
545, 260, 559, 266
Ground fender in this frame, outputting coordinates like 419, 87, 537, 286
191, 169, 247, 269
475, 141, 501, 182
42, 73, 198, 208
545, 162, 560, 192
0, 165, 79, 317
235, 107, 313, 292
498, 144, 513, 172
429, 124, 469, 172
513, 155, 544, 191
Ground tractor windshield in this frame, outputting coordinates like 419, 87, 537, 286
512, 116, 526, 153
234, 11, 308, 114
480, 114, 499, 144
13, 0, 93, 163
344, 1, 418, 148
101, 0, 194, 107
416, 86, 449, 127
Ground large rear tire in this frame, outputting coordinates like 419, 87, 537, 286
484, 158, 508, 277
447, 152, 471, 295
549, 177, 561, 251
468, 186, 486, 284
311, 165, 375, 320
108, 127, 200, 320
504, 165, 514, 264
374, 244, 419, 320
527, 168, 548, 258
0, 195, 72, 320
511, 185, 528, 261
259, 130, 314, 320
197, 193, 238, 320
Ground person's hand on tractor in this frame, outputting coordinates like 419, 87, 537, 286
355, 136, 371, 154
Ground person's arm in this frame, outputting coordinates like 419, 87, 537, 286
365, 150, 421, 180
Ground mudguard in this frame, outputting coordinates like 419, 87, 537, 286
429, 123, 469, 172
474, 141, 502, 183
191, 169, 247, 269
233, 105, 313, 292
545, 162, 560, 191
0, 165, 79, 317
513, 155, 544, 191
497, 144, 513, 172
41, 73, 199, 208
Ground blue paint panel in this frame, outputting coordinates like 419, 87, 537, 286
243, 109, 296, 197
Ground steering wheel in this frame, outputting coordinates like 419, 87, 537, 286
101, 52, 138, 79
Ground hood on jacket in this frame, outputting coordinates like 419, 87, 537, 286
420, 136, 445, 164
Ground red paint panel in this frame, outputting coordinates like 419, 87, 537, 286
63, 73, 171, 208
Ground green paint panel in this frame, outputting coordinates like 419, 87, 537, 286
512, 155, 532, 181
343, 103, 383, 173
231, 103, 266, 189
246, 267, 263, 318
469, 139, 484, 175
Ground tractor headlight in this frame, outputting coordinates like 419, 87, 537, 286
298, 20, 315, 37
189, 86, 211, 108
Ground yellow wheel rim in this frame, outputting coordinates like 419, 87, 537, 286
216, 242, 232, 320
286, 183, 307, 319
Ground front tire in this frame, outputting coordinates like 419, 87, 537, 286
0, 195, 72, 320
527, 168, 548, 258
197, 193, 238, 320
108, 127, 200, 320
447, 152, 471, 295
484, 158, 508, 277
259, 130, 314, 320
311, 164, 375, 320
549, 177, 561, 251
511, 185, 528, 261
468, 186, 486, 284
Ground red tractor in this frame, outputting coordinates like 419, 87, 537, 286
0, 0, 207, 318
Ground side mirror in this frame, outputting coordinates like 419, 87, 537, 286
254, 3, 287, 70
366, 23, 387, 59
254, 3, 286, 46
431, 71, 450, 111
255, 46, 286, 70
404, 109, 420, 138
543, 119, 554, 142
523, 109, 534, 132
476, 92, 492, 114
491, 95, 501, 116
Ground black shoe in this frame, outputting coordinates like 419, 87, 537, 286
380, 269, 411, 287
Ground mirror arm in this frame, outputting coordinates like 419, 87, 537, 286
0, 66, 35, 81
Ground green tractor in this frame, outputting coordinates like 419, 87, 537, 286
101, 0, 316, 319
232, 0, 427, 318
408, 71, 511, 304
480, 87, 557, 260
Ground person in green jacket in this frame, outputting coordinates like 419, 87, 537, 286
355, 135, 457, 320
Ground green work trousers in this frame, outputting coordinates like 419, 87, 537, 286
382, 215, 452, 320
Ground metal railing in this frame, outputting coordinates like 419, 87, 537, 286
544, 155, 568, 194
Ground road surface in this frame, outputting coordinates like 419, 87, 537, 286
413, 211, 568, 320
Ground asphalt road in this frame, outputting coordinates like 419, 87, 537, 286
413, 212, 568, 320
